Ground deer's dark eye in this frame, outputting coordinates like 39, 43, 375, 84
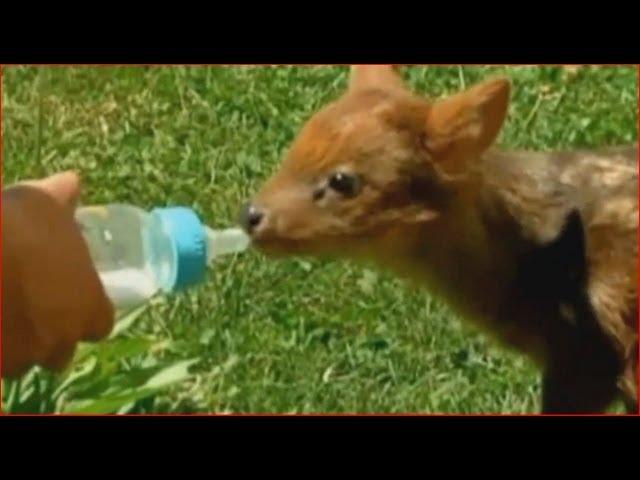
328, 172, 361, 198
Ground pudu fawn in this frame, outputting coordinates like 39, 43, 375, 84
241, 65, 638, 414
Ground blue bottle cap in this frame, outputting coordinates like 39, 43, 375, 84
151, 207, 207, 291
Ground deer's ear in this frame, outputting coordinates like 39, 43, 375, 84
349, 65, 406, 92
424, 77, 511, 174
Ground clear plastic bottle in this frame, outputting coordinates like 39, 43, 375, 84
75, 204, 250, 315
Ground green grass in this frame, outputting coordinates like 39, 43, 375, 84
1, 65, 637, 414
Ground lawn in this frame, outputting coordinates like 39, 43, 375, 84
1, 65, 637, 414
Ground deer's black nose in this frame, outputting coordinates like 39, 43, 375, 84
240, 203, 265, 234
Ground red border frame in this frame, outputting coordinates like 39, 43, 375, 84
0, 63, 638, 417
1, 64, 4, 411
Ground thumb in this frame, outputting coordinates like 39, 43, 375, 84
32, 171, 82, 209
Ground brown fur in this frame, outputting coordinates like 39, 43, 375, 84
246, 66, 638, 413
